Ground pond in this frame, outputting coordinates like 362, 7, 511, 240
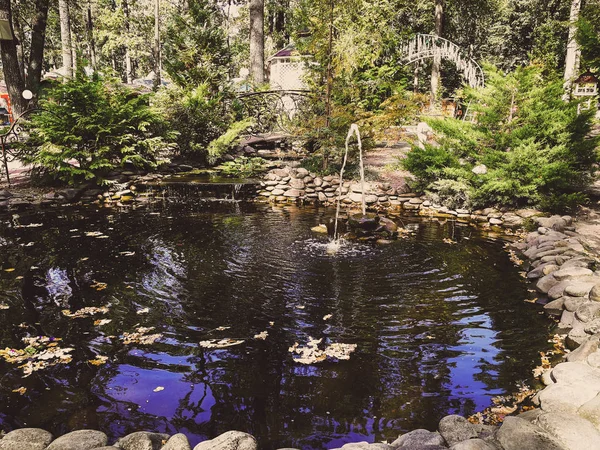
0, 201, 552, 449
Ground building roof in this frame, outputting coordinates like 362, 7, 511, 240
268, 44, 308, 61
575, 70, 598, 84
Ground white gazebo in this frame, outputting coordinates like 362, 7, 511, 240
268, 44, 309, 91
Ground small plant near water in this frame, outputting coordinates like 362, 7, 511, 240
216, 156, 269, 178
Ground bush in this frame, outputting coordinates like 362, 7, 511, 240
403, 65, 599, 212
207, 119, 254, 164
216, 156, 269, 178
21, 76, 176, 186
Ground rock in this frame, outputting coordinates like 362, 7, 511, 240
193, 431, 257, 450
283, 189, 302, 198
578, 393, 600, 430
472, 164, 487, 175
536, 216, 568, 232
114, 432, 170, 450
56, 188, 82, 202
548, 281, 571, 300
438, 415, 478, 446
0, 443, 46, 450
365, 195, 379, 204
2, 429, 53, 447
409, 197, 424, 205
553, 268, 594, 281
564, 297, 585, 312
46, 430, 108, 450
314, 177, 323, 187
162, 434, 192, 450
537, 383, 600, 414
590, 284, 600, 302
289, 179, 305, 190
311, 225, 328, 234
537, 274, 558, 294
449, 439, 496, 450
331, 443, 394, 450
565, 282, 597, 297
566, 337, 599, 362
295, 168, 309, 177
489, 218, 503, 226
495, 416, 567, 450
318, 192, 327, 202
544, 298, 565, 315
567, 325, 590, 349
391, 429, 445, 448
585, 319, 600, 334
575, 303, 600, 323
271, 189, 285, 196
550, 362, 600, 389
502, 213, 524, 227
587, 352, 600, 369
535, 411, 600, 450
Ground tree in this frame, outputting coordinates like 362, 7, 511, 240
249, 0, 264, 84
576, 0, 600, 71
58, 0, 73, 78
563, 0, 581, 97
430, 0, 443, 106
27, 0, 50, 97
0, 0, 27, 115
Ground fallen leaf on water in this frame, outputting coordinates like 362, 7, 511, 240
523, 298, 538, 304
200, 339, 245, 349
16, 276, 23, 280
120, 251, 135, 256
443, 238, 457, 245
85, 231, 104, 237
215, 326, 231, 331
153, 386, 164, 392
90, 281, 108, 291
269, 321, 275, 326
12, 387, 26, 395
0, 304, 9, 310
254, 331, 268, 340
296, 305, 305, 310
88, 355, 108, 366
94, 319, 112, 326
323, 314, 332, 321
4, 268, 15, 272
79, 257, 89, 262
136, 307, 150, 315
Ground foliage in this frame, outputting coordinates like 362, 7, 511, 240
162, 0, 231, 90
403, 65, 599, 212
207, 119, 254, 164
21, 76, 176, 185
153, 83, 239, 159
216, 156, 270, 178
577, 0, 600, 71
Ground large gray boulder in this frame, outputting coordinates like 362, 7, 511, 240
193, 431, 257, 450
391, 429, 445, 448
495, 417, 567, 450
0, 442, 46, 450
1, 429, 53, 447
46, 430, 108, 450
535, 412, 600, 450
114, 432, 170, 450
449, 439, 496, 450
162, 434, 192, 450
438, 415, 478, 446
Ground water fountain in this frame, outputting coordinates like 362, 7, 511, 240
326, 124, 398, 253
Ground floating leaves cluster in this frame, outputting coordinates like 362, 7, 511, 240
200, 339, 245, 349
121, 327, 163, 345
0, 336, 74, 377
62, 306, 109, 319
288, 337, 357, 365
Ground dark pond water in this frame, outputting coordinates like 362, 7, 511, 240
0, 201, 552, 449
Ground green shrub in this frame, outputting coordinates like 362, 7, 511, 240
21, 76, 176, 186
403, 65, 599, 212
207, 119, 254, 164
216, 156, 269, 178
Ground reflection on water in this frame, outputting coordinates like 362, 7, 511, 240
0, 203, 551, 449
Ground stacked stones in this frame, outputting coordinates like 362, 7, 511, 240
256, 167, 540, 228
256, 167, 398, 206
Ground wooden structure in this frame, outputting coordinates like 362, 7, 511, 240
573, 70, 599, 115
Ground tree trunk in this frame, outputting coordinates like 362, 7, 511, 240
153, 0, 161, 88
86, 0, 97, 70
249, 0, 265, 84
430, 0, 443, 108
123, 0, 133, 84
27, 0, 50, 100
563, 0, 581, 99
58, 0, 73, 78
0, 0, 27, 115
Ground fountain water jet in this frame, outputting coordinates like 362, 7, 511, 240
327, 124, 366, 254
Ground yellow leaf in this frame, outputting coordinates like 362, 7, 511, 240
4, 268, 15, 272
